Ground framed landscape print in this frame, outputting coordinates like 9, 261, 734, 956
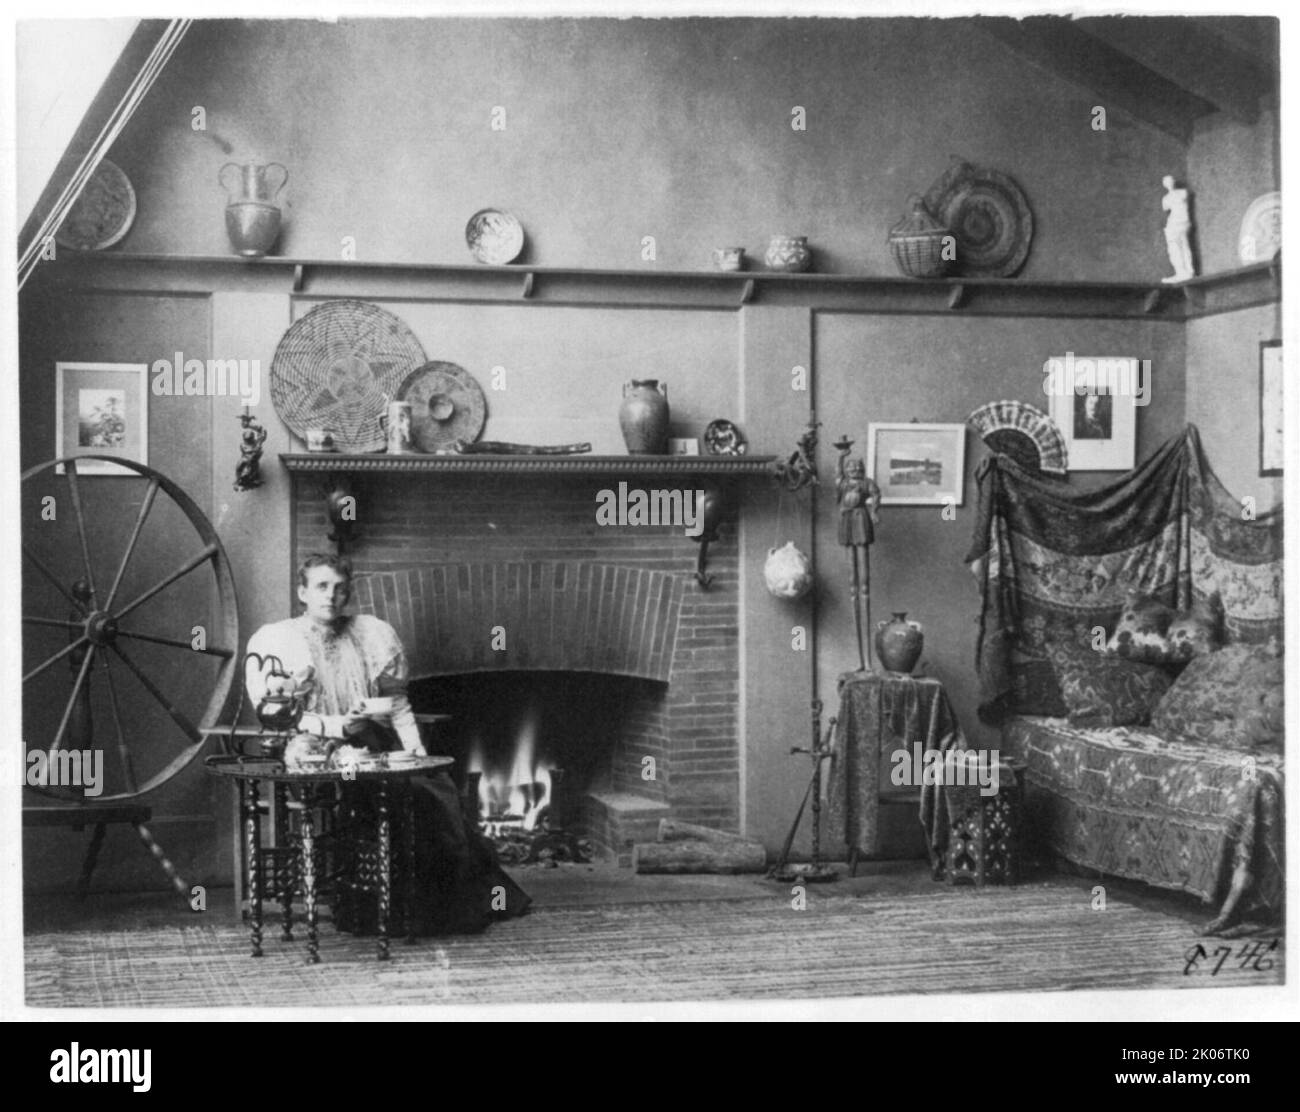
866, 422, 966, 506
1260, 340, 1283, 476
55, 362, 149, 475
1047, 355, 1138, 471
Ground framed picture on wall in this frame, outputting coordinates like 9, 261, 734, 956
1260, 340, 1283, 476
55, 362, 149, 476
866, 422, 966, 506
1046, 355, 1139, 471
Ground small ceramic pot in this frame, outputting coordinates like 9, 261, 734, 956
765, 235, 812, 273
712, 247, 745, 271
875, 612, 925, 673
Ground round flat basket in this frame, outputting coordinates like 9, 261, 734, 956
269, 301, 427, 453
56, 159, 137, 251
924, 159, 1033, 278
396, 361, 487, 452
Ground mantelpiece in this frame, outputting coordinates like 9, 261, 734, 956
30, 252, 1280, 321
280, 453, 777, 475
283, 453, 778, 584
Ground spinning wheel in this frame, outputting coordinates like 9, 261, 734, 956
22, 456, 240, 803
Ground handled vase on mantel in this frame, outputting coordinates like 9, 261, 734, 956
619, 379, 670, 455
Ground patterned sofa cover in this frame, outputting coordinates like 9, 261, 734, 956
1003, 715, 1284, 931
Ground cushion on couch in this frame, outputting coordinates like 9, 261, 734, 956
1151, 643, 1285, 750
1044, 640, 1175, 728
1105, 590, 1224, 666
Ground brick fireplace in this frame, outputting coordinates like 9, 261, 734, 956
292, 472, 742, 862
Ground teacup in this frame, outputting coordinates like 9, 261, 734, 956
712, 247, 745, 272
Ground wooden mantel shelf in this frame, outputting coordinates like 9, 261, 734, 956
31, 251, 1280, 321
280, 452, 779, 476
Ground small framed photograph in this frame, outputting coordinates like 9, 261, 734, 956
1260, 340, 1283, 476
866, 423, 966, 506
55, 362, 149, 475
669, 437, 700, 456
1047, 355, 1138, 471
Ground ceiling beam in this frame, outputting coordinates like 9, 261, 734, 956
1074, 17, 1274, 124
974, 16, 1216, 144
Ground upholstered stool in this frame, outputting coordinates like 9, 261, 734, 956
944, 759, 1023, 886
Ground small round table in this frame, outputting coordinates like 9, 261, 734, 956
206, 754, 454, 963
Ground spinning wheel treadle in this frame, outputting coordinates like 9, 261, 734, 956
22, 455, 240, 805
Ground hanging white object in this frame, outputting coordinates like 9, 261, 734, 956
764, 542, 814, 600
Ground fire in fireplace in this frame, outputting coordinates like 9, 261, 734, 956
410, 672, 655, 864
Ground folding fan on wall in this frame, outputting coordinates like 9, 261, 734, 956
967, 400, 1068, 475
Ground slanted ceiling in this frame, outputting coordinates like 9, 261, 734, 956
976, 15, 1279, 144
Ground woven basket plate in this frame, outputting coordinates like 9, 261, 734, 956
269, 301, 427, 452
925, 160, 1033, 278
396, 361, 487, 452
56, 159, 137, 251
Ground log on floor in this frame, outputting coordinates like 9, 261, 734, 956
633, 838, 767, 874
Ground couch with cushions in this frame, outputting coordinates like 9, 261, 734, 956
966, 427, 1284, 933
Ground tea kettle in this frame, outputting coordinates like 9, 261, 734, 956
244, 652, 306, 733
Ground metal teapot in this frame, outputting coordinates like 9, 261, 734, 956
244, 652, 306, 732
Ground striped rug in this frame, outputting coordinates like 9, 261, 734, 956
25, 883, 1282, 1007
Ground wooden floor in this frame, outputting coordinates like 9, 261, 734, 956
22, 860, 1285, 1014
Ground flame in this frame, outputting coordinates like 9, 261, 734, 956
468, 706, 554, 831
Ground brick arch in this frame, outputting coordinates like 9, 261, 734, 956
352, 561, 682, 682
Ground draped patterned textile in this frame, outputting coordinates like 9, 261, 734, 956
828, 672, 966, 861
965, 425, 1283, 726
966, 426, 1284, 927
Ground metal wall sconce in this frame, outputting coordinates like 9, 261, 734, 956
234, 408, 267, 492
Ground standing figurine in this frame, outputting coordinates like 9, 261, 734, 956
1161, 175, 1196, 283
834, 436, 882, 671
234, 408, 268, 492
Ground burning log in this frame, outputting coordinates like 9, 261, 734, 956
633, 839, 767, 875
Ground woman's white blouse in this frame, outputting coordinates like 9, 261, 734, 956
244, 613, 422, 751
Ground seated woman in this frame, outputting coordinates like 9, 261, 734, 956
244, 553, 530, 934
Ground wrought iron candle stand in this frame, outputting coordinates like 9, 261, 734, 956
770, 699, 838, 883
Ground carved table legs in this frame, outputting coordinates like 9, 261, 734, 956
244, 779, 263, 958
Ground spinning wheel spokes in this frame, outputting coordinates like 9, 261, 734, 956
22, 455, 239, 802
23, 616, 82, 632
114, 544, 220, 623
23, 544, 90, 614
100, 653, 139, 796
110, 642, 202, 743
63, 459, 100, 607
104, 475, 160, 612
23, 636, 90, 684
114, 628, 234, 658
51, 644, 97, 752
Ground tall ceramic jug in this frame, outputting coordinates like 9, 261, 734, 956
619, 380, 670, 455
220, 162, 288, 257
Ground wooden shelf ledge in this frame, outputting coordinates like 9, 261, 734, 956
29, 251, 1280, 321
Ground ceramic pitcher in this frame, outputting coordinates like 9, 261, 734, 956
220, 162, 288, 257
